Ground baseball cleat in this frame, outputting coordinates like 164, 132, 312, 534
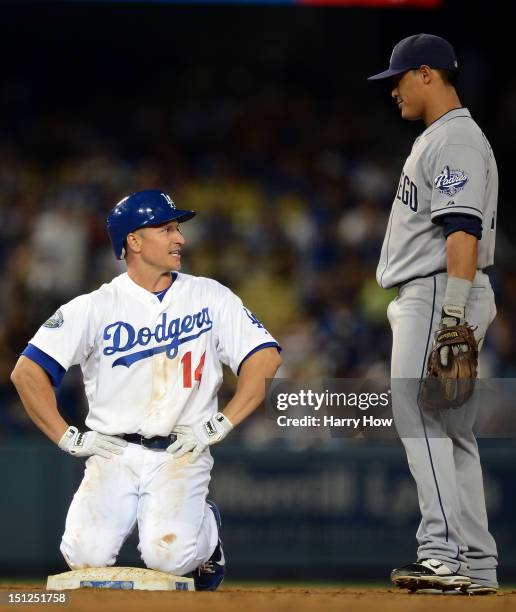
391, 559, 471, 592
411, 583, 498, 596
193, 499, 225, 591
458, 583, 498, 595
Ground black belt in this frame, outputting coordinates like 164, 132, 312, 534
123, 433, 177, 451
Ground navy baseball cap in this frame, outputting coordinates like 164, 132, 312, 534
368, 34, 459, 81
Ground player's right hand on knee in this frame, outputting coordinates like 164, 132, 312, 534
58, 426, 128, 459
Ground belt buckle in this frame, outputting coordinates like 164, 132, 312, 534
136, 434, 176, 451
146, 435, 167, 451
141, 436, 156, 450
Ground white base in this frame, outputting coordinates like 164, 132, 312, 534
46, 567, 195, 591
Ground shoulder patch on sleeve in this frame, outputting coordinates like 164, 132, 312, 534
434, 165, 469, 196
43, 309, 64, 329
243, 307, 267, 332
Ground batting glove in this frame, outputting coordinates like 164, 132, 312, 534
58, 426, 128, 459
167, 413, 234, 463
439, 305, 467, 367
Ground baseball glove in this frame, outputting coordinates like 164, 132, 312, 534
419, 323, 478, 410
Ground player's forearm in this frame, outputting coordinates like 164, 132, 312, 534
222, 348, 282, 427
446, 231, 478, 281
10, 357, 69, 444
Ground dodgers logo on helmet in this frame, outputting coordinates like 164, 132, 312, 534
434, 166, 469, 197
162, 193, 176, 209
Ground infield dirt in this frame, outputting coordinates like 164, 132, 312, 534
1, 585, 516, 612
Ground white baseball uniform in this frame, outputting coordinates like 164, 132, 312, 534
24, 271, 279, 574
378, 108, 498, 587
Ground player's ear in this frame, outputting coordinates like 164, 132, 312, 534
419, 65, 432, 84
126, 231, 143, 255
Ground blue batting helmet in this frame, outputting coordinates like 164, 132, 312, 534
106, 189, 196, 259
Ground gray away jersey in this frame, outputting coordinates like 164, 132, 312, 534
377, 108, 497, 289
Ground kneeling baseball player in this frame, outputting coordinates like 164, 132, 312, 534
11, 190, 282, 591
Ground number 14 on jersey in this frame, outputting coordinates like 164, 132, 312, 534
181, 351, 206, 388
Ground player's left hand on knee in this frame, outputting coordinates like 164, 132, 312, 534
167, 413, 234, 463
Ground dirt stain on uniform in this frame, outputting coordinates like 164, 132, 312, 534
151, 353, 169, 405
154, 533, 177, 559
144, 351, 181, 423
161, 534, 177, 545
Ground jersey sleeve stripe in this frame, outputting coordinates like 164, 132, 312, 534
21, 343, 66, 388
237, 342, 281, 375
431, 205, 483, 217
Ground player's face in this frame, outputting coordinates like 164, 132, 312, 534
136, 221, 186, 272
391, 70, 425, 121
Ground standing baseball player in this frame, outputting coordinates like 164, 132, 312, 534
368, 34, 498, 594
10, 189, 282, 590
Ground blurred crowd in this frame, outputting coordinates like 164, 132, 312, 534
1, 81, 516, 438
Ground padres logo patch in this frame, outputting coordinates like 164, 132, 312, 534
43, 309, 64, 329
434, 165, 469, 197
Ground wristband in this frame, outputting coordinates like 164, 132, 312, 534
443, 276, 472, 318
